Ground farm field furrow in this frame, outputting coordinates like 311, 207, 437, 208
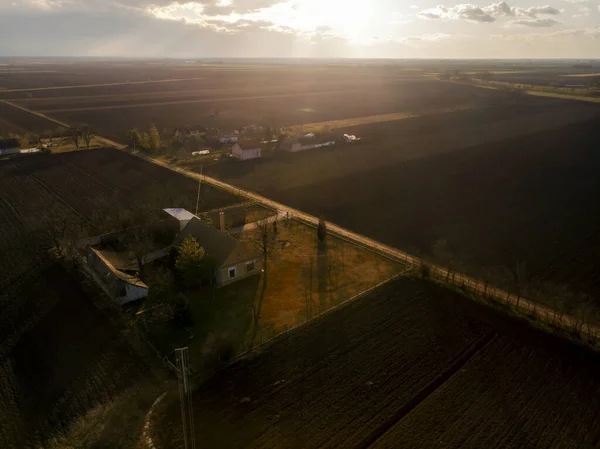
372, 334, 600, 448
154, 279, 497, 449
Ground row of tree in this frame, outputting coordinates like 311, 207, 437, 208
127, 126, 161, 152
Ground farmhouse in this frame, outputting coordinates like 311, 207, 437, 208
86, 248, 148, 305
232, 139, 262, 160
281, 133, 337, 153
0, 138, 20, 155
174, 216, 261, 286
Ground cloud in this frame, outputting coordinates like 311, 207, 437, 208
512, 17, 560, 26
418, 4, 496, 22
417, 2, 561, 24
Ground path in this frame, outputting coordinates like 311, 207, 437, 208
7, 88, 599, 344
0, 77, 206, 94
131, 152, 599, 341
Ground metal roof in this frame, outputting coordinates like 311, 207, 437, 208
163, 208, 195, 222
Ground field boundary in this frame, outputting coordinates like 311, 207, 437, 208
0, 100, 127, 149
0, 77, 206, 93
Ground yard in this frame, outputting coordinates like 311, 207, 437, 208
162, 219, 402, 371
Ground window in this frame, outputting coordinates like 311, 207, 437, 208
228, 267, 237, 279
246, 262, 255, 273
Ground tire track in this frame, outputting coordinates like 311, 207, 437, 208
355, 332, 497, 449
39, 89, 354, 113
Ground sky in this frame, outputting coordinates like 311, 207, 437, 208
0, 0, 599, 58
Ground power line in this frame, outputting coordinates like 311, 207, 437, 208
175, 347, 196, 449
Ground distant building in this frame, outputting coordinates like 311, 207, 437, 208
281, 133, 336, 153
86, 248, 148, 305
0, 138, 20, 156
174, 126, 207, 140
232, 139, 262, 160
219, 135, 239, 144
174, 216, 261, 286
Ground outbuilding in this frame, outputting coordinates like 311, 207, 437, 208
232, 140, 262, 160
0, 138, 20, 156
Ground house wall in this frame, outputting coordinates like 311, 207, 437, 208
0, 147, 20, 155
118, 284, 148, 305
217, 258, 261, 286
232, 144, 261, 160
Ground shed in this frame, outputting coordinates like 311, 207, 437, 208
86, 248, 148, 305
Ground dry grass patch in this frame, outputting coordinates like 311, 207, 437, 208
252, 219, 402, 340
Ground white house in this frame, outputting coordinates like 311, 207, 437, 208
0, 138, 20, 156
232, 140, 262, 160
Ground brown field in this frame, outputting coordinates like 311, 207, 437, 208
4, 59, 600, 446
153, 277, 600, 449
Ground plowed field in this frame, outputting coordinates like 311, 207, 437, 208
153, 278, 600, 449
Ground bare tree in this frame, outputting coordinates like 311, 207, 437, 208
71, 127, 80, 149
243, 218, 278, 348
81, 124, 96, 149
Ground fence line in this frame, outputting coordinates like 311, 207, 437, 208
130, 151, 599, 346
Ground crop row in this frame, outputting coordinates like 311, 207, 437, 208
374, 334, 600, 448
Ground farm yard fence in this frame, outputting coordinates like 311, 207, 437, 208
129, 151, 600, 347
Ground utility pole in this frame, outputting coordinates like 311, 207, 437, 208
195, 166, 203, 215
175, 347, 196, 449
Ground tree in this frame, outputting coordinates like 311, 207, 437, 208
25, 132, 40, 147
175, 236, 207, 288
71, 127, 80, 149
148, 124, 161, 151
81, 124, 95, 149
317, 217, 327, 244
128, 128, 142, 149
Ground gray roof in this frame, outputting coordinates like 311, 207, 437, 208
174, 217, 258, 267
90, 248, 147, 288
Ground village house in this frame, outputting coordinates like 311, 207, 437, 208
0, 138, 20, 156
174, 126, 207, 140
174, 216, 261, 286
232, 139, 262, 160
